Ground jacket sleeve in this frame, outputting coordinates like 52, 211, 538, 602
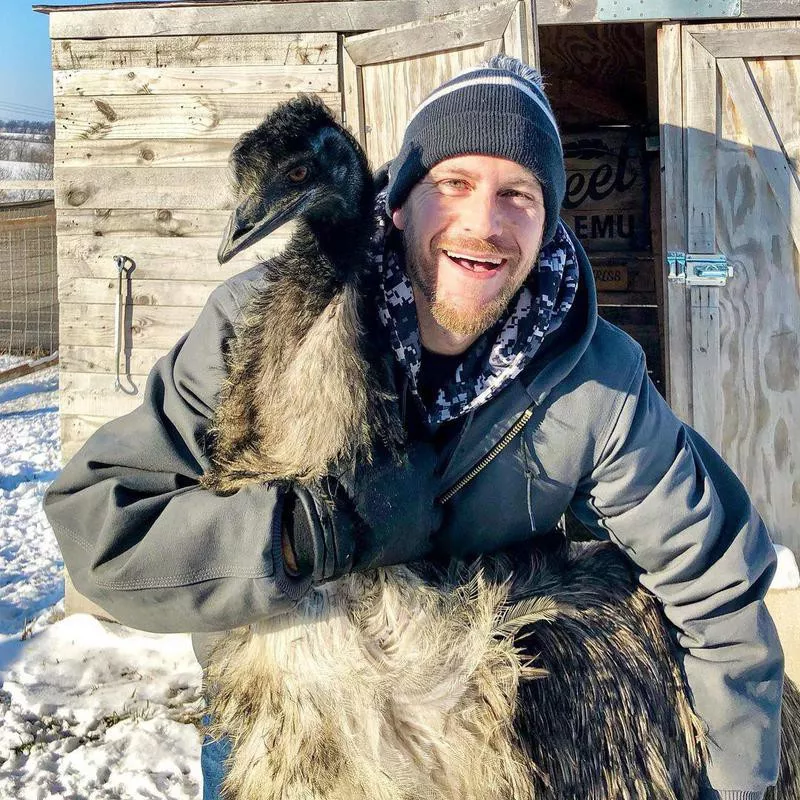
44, 281, 314, 634
569, 347, 783, 799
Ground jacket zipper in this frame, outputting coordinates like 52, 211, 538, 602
437, 406, 535, 505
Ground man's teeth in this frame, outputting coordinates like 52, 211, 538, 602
445, 251, 503, 265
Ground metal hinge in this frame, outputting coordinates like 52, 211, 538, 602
666, 252, 733, 287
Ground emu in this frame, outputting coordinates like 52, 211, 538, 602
202, 94, 800, 800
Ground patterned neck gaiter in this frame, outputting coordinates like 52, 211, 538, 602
371, 189, 580, 425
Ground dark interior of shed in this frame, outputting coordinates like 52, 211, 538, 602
539, 22, 665, 398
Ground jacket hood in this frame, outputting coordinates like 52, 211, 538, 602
372, 162, 598, 409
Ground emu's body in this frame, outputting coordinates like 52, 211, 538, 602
203, 95, 800, 800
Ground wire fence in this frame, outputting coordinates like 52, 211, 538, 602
0, 199, 58, 357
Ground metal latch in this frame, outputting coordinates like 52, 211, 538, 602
666, 252, 733, 287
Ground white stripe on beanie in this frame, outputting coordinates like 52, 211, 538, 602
407, 73, 560, 140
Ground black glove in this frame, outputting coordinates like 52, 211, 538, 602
281, 441, 443, 583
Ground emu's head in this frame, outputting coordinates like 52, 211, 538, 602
218, 94, 373, 263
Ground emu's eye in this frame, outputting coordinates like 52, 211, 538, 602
287, 165, 308, 183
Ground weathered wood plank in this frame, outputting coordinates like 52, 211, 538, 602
60, 370, 146, 417
690, 286, 722, 451
692, 29, 800, 58
715, 39, 800, 552
0, 181, 55, 191
58, 278, 220, 306
55, 166, 233, 210
61, 413, 112, 461
683, 28, 717, 255
60, 303, 203, 351
59, 344, 163, 376
59, 276, 221, 307
0, 354, 59, 386
54, 65, 338, 97
685, 28, 720, 444
55, 138, 236, 168
360, 44, 499, 169
717, 58, 800, 254
39, 0, 800, 39
57, 234, 285, 279
54, 93, 341, 141
658, 23, 691, 423
51, 33, 337, 70
714, 2, 800, 22
56, 208, 230, 237
48, 1, 471, 39
502, 1, 527, 63
341, 37, 366, 146
344, 1, 515, 66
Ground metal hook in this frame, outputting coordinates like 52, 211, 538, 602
113, 255, 133, 392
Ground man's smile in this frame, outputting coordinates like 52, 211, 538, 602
442, 249, 509, 275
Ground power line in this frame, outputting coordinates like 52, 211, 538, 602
0, 100, 54, 114
0, 100, 55, 119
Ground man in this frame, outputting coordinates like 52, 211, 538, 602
44, 56, 782, 800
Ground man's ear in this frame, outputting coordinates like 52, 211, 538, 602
391, 207, 406, 230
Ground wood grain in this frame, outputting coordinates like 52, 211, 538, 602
56, 234, 287, 279
693, 29, 800, 58
344, 0, 514, 66
60, 370, 147, 417
657, 23, 691, 423
54, 64, 337, 97
40, 0, 800, 40
60, 413, 111, 463
683, 28, 717, 254
59, 344, 164, 376
60, 303, 204, 351
54, 93, 341, 140
59, 276, 221, 306
55, 166, 233, 210
51, 33, 337, 70
48, 0, 471, 39
718, 58, 800, 254
55, 138, 236, 168
56, 208, 231, 237
361, 44, 500, 169
715, 41, 800, 551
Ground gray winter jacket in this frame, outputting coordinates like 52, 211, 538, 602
43, 227, 782, 800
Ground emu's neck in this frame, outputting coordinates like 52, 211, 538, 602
294, 207, 374, 288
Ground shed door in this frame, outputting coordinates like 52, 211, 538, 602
659, 21, 800, 551
341, 0, 535, 168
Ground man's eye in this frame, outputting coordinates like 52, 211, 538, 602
440, 178, 469, 190
504, 190, 537, 206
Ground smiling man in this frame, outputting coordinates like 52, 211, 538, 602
44, 56, 782, 800
396, 155, 546, 348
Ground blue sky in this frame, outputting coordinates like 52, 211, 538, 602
1, 0, 151, 122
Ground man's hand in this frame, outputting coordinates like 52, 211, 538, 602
281, 441, 442, 582
281, 527, 300, 575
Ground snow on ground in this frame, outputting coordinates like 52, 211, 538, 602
0, 357, 204, 799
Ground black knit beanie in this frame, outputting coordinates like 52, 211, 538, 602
386, 55, 565, 245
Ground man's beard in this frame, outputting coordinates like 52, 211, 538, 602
401, 225, 538, 339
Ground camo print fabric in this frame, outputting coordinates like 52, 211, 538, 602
371, 189, 580, 424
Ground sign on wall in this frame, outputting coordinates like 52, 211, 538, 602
560, 127, 650, 254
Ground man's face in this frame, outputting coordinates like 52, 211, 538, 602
392, 154, 546, 349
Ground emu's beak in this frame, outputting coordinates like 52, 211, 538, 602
217, 194, 303, 264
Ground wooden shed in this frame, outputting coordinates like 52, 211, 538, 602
35, 0, 800, 559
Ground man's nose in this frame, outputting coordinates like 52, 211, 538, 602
461, 188, 504, 240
